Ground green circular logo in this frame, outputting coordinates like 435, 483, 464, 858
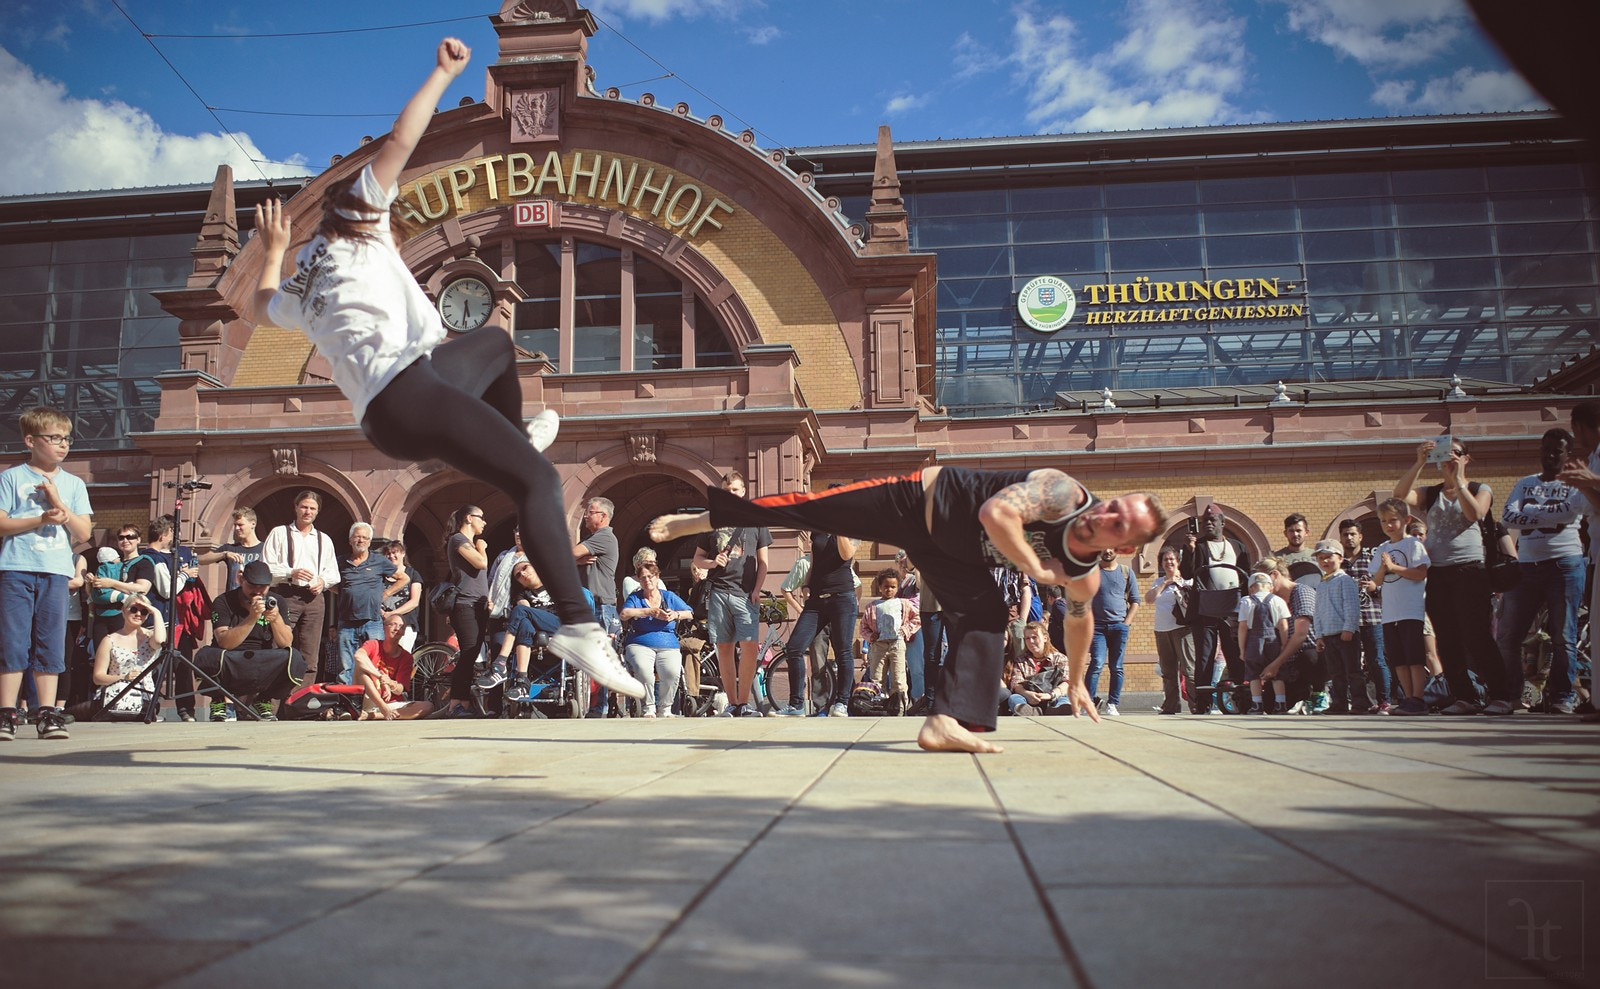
1017, 276, 1076, 332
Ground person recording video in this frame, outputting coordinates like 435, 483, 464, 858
205, 560, 295, 721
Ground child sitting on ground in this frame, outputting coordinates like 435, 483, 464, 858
1238, 570, 1290, 714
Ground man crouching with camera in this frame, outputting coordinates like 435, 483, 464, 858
207, 559, 295, 721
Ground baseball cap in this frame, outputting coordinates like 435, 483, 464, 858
1312, 539, 1341, 556
241, 560, 273, 585
1249, 572, 1274, 589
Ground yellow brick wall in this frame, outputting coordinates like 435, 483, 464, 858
233, 325, 313, 388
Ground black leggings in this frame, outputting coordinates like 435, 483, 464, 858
361, 329, 591, 631
706, 474, 1011, 730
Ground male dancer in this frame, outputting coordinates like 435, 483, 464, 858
651, 466, 1166, 752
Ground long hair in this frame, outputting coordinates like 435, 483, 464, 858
441, 505, 481, 561
313, 184, 411, 247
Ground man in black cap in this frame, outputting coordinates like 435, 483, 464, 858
206, 559, 296, 721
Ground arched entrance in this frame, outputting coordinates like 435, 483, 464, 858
589, 470, 707, 599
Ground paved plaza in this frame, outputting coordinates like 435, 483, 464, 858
2, 708, 1596, 988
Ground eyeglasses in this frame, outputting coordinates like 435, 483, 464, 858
31, 433, 72, 446
117, 534, 138, 541
586, 509, 607, 517
467, 513, 484, 521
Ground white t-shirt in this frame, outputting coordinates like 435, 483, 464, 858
1500, 474, 1585, 562
1374, 536, 1429, 624
266, 165, 446, 423
1151, 575, 1190, 633
1201, 539, 1241, 589
1236, 590, 1290, 630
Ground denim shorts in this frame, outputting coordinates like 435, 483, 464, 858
0, 571, 69, 675
707, 589, 757, 645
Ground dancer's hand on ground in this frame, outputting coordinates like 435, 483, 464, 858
437, 38, 470, 77
1066, 681, 1100, 722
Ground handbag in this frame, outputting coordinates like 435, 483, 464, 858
428, 582, 460, 613
1184, 563, 1248, 626
1480, 517, 1521, 593
1023, 662, 1067, 695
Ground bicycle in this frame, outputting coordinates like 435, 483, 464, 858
751, 596, 844, 715
409, 640, 457, 709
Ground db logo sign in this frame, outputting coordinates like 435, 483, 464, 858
513, 201, 556, 227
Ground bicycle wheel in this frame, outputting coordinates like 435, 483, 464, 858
757, 653, 792, 714
410, 643, 456, 708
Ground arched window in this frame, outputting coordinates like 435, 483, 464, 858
512, 238, 737, 372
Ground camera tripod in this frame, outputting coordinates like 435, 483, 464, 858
94, 477, 260, 722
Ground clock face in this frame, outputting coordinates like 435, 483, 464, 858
439, 276, 494, 332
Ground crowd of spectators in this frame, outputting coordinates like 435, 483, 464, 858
2, 401, 1596, 739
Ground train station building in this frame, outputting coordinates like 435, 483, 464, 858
1, 0, 1594, 677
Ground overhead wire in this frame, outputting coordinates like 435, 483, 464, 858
107, 0, 313, 183
142, 14, 487, 39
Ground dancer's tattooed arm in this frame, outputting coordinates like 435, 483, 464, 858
990, 470, 1083, 523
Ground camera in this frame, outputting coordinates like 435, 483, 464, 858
1187, 517, 1201, 536
264, 594, 282, 613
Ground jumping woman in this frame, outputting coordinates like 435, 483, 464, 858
253, 38, 642, 702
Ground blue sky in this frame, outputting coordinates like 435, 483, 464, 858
1, 0, 1544, 196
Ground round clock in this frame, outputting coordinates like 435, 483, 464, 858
438, 276, 494, 332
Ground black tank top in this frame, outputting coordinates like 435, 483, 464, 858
809, 532, 856, 595
930, 467, 1101, 581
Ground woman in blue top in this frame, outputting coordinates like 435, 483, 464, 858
620, 560, 692, 717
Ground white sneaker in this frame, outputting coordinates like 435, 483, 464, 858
1103, 703, 1121, 717
547, 623, 646, 699
526, 409, 560, 453
828, 702, 849, 718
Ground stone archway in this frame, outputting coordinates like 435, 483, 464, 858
1145, 496, 1272, 572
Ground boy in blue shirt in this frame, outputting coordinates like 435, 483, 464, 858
0, 407, 94, 740
1370, 498, 1431, 716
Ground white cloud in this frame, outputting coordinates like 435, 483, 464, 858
0, 47, 311, 196
1372, 67, 1545, 114
1011, 0, 1255, 133
953, 31, 998, 80
588, 0, 749, 22
885, 92, 929, 115
1274, 0, 1465, 69
745, 24, 780, 45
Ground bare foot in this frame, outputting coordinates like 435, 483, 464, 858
648, 512, 712, 543
917, 713, 1004, 753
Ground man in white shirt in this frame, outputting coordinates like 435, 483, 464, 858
1499, 428, 1588, 712
261, 490, 341, 679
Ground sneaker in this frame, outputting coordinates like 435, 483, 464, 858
178, 710, 197, 723
1439, 700, 1481, 716
547, 623, 646, 699
1247, 703, 1266, 716
210, 701, 229, 722
1283, 700, 1307, 715
1308, 691, 1331, 715
504, 678, 531, 703
526, 409, 560, 452
717, 703, 741, 718
251, 702, 278, 722
475, 659, 508, 691
1482, 699, 1516, 716
1549, 698, 1577, 715
36, 707, 69, 740
828, 702, 849, 718
1390, 698, 1427, 716
772, 704, 805, 717
0, 708, 16, 741
1103, 703, 1121, 717
223, 704, 237, 722
1372, 703, 1392, 715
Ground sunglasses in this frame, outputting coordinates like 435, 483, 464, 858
117, 534, 138, 541
127, 607, 150, 618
